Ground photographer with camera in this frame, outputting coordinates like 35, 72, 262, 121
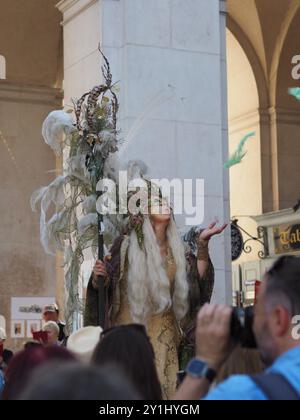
174, 256, 300, 400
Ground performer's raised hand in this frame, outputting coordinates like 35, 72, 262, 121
196, 221, 227, 278
199, 221, 228, 242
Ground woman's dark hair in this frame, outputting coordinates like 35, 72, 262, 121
24, 341, 43, 350
19, 363, 141, 401
2, 346, 75, 400
92, 324, 162, 400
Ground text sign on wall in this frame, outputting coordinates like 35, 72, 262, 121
11, 297, 55, 320
273, 224, 300, 255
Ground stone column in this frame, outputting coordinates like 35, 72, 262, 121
56, 0, 103, 102
57, 0, 232, 304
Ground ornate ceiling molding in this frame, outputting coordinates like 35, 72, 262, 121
56, 0, 99, 26
0, 81, 63, 106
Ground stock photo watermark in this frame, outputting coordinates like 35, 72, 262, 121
96, 171, 205, 226
292, 316, 300, 340
292, 55, 300, 80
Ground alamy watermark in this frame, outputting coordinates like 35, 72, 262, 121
292, 316, 300, 340
96, 171, 205, 226
292, 55, 300, 80
95, 55, 300, 224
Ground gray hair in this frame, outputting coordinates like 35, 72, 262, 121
43, 321, 60, 336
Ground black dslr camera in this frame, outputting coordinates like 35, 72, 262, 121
231, 306, 257, 349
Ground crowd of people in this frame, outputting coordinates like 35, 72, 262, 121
0, 255, 300, 400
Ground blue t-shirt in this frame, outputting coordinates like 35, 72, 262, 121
204, 346, 300, 400
0, 369, 5, 397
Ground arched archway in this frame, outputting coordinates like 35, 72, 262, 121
269, 0, 300, 107
227, 16, 269, 110
227, 29, 260, 120
226, 15, 275, 212
227, 0, 300, 212
270, 5, 300, 210
226, 27, 263, 264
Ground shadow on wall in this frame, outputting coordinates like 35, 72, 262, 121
0, 253, 46, 296
0, 253, 48, 350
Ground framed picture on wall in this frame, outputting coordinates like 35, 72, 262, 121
11, 320, 25, 338
26, 320, 42, 338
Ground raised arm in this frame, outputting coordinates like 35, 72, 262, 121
196, 222, 227, 278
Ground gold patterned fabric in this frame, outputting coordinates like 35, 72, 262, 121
114, 249, 180, 400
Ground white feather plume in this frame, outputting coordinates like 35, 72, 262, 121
42, 110, 76, 156
31, 176, 67, 255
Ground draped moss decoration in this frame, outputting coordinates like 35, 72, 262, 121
31, 49, 121, 333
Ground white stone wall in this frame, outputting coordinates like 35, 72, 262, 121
57, 0, 103, 104
58, 0, 232, 304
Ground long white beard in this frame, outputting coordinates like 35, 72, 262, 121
127, 217, 189, 324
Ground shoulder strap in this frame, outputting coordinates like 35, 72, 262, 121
251, 373, 300, 401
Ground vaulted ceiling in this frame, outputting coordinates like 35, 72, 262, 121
0, 0, 62, 88
227, 0, 300, 108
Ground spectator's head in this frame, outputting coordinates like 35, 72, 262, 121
92, 324, 162, 400
67, 326, 102, 363
0, 327, 6, 345
2, 346, 75, 400
42, 303, 59, 323
254, 256, 300, 366
24, 341, 43, 351
19, 363, 141, 400
43, 321, 60, 346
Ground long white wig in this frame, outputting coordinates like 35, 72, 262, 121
127, 216, 189, 324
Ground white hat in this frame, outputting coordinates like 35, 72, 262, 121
0, 327, 7, 341
67, 326, 102, 363
43, 303, 59, 314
